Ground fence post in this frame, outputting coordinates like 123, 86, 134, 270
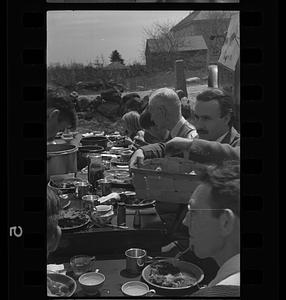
175, 60, 187, 97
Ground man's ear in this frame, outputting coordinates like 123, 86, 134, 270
48, 109, 60, 121
219, 209, 236, 236
222, 113, 231, 126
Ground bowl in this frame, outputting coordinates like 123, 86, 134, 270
70, 255, 94, 277
47, 272, 77, 297
78, 272, 105, 295
121, 281, 155, 297
94, 205, 113, 215
48, 177, 84, 195
91, 210, 114, 226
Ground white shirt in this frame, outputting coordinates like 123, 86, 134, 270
208, 254, 240, 287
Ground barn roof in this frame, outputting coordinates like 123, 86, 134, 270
171, 11, 238, 33
146, 35, 208, 53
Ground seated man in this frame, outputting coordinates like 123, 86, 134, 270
182, 160, 240, 291
47, 90, 79, 144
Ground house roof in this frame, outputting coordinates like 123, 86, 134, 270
171, 11, 239, 33
146, 35, 208, 53
104, 62, 128, 70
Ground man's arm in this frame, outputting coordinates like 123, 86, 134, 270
140, 142, 166, 159
188, 139, 240, 164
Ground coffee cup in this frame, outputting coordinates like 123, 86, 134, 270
125, 248, 148, 275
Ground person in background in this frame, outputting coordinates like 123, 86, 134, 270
183, 160, 240, 294
121, 111, 145, 140
47, 90, 77, 143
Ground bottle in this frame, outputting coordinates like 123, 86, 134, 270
88, 154, 104, 189
133, 209, 141, 228
117, 202, 126, 226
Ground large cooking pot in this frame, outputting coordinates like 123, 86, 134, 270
80, 136, 109, 149
47, 144, 78, 179
77, 145, 104, 170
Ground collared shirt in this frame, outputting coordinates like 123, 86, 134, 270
208, 254, 240, 287
216, 131, 229, 143
170, 116, 187, 138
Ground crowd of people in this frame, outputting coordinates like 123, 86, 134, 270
47, 85, 240, 296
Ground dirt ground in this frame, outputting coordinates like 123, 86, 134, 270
76, 83, 208, 134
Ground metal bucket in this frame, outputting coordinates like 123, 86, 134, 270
47, 144, 78, 178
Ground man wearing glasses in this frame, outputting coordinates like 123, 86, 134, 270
183, 160, 240, 295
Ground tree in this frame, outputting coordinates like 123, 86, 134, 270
143, 20, 178, 70
110, 50, 124, 65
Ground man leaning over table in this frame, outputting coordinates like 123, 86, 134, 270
183, 161, 240, 297
130, 87, 198, 241
47, 90, 82, 147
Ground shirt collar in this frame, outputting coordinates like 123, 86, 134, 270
216, 130, 229, 143
170, 116, 186, 138
208, 253, 240, 287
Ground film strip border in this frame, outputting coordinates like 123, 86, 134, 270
6, 1, 278, 299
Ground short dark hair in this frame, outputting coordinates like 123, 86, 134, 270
196, 88, 234, 126
198, 160, 240, 217
47, 90, 77, 130
139, 106, 155, 130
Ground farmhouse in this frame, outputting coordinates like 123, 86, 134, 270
171, 11, 238, 63
145, 35, 208, 71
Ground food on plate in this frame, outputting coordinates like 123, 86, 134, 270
148, 261, 197, 288
58, 208, 89, 229
50, 178, 82, 189
47, 276, 70, 297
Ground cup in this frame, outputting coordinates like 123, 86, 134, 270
74, 181, 91, 199
120, 150, 133, 162
94, 205, 113, 216
125, 248, 147, 275
97, 179, 112, 196
70, 255, 94, 277
82, 195, 99, 211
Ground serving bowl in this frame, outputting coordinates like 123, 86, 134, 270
47, 272, 77, 297
48, 177, 84, 195
78, 272, 105, 295
141, 258, 204, 295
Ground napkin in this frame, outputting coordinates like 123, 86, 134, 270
98, 192, 121, 204
47, 264, 66, 275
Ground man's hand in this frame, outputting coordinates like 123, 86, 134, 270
129, 149, 145, 169
165, 137, 193, 157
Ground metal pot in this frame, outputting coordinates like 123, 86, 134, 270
77, 145, 104, 170
47, 144, 78, 179
80, 136, 109, 149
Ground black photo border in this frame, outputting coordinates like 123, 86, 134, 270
6, 0, 279, 299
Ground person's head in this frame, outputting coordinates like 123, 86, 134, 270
183, 160, 240, 265
47, 187, 62, 257
149, 88, 182, 131
194, 88, 234, 141
139, 106, 169, 141
121, 111, 142, 138
47, 90, 77, 141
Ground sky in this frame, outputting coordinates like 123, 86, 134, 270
47, 11, 190, 66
